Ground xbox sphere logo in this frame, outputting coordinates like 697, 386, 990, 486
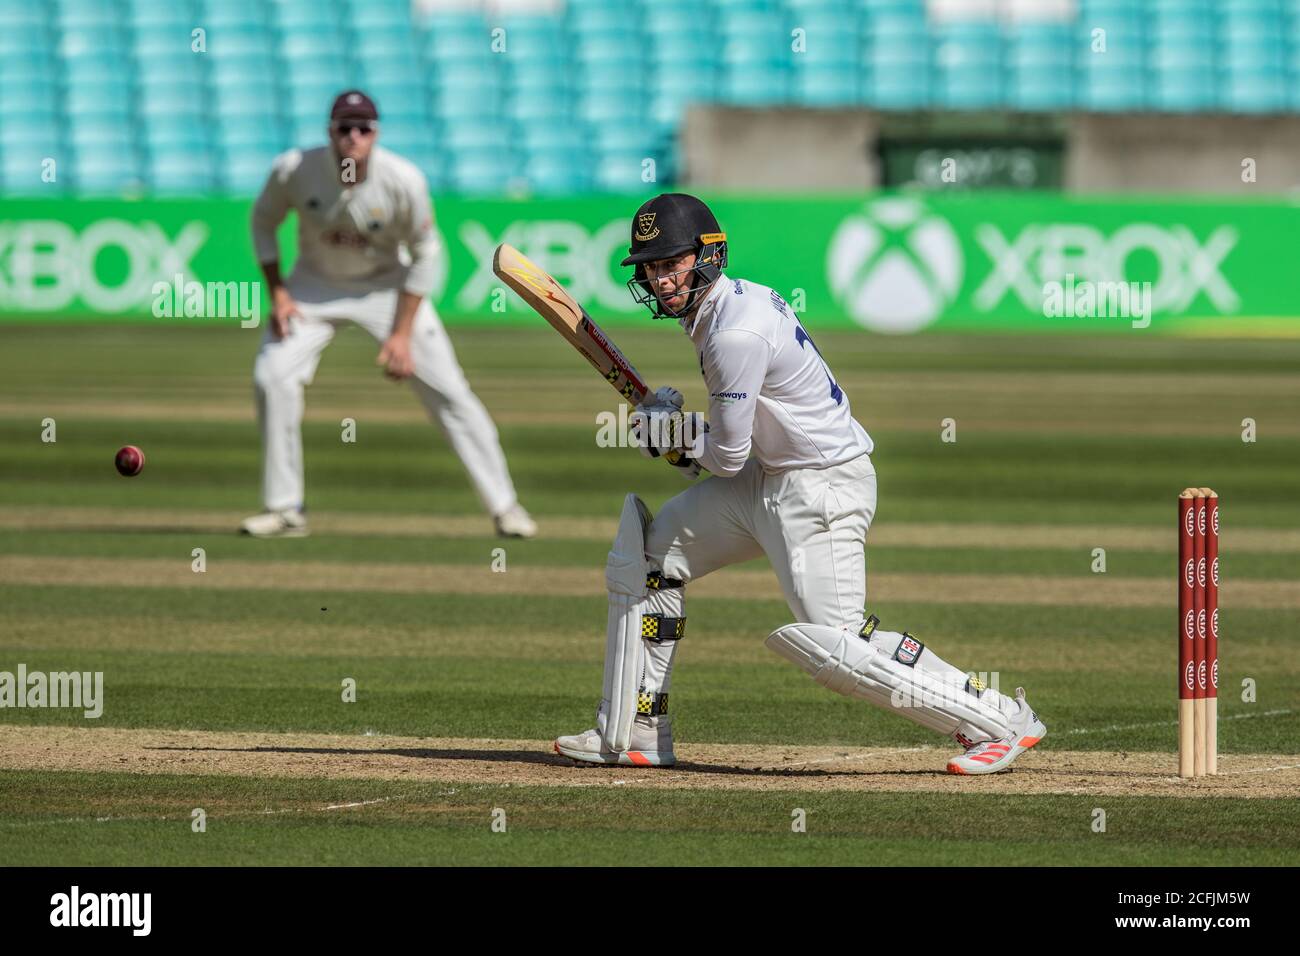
826, 198, 963, 333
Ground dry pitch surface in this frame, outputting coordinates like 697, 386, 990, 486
4, 725, 1297, 799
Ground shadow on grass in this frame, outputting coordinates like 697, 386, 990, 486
143, 743, 947, 779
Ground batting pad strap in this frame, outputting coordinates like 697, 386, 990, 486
641, 614, 686, 643
646, 570, 684, 591
636, 690, 669, 717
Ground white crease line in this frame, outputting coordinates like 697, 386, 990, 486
1067, 709, 1292, 736
771, 746, 931, 770
1217, 763, 1300, 776
259, 796, 397, 816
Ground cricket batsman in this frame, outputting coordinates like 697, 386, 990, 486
242, 90, 536, 538
555, 193, 1047, 774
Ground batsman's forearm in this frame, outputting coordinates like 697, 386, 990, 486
391, 291, 421, 337
260, 261, 286, 296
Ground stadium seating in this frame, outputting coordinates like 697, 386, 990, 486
7, 0, 1300, 197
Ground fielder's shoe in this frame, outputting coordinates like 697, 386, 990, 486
947, 686, 1046, 775
554, 714, 675, 767
239, 508, 309, 538
494, 503, 538, 539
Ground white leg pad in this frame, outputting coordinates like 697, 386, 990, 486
600, 494, 653, 752
765, 623, 1014, 740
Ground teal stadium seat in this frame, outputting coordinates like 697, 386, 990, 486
434, 91, 506, 124
136, 49, 206, 82
285, 82, 352, 118
1224, 34, 1286, 74
272, 0, 340, 22
65, 83, 133, 118
525, 151, 595, 197
1, 80, 60, 114
58, 24, 128, 59
128, 4, 199, 31
279, 31, 347, 62
341, 0, 411, 30
287, 117, 329, 148
358, 83, 428, 120
503, 90, 574, 126
578, 85, 648, 124
57, 1, 121, 31
140, 84, 208, 118
149, 148, 219, 194
448, 151, 521, 194
792, 65, 859, 107
592, 151, 656, 193
518, 124, 585, 154
0, 7, 47, 29
217, 123, 287, 154
73, 153, 146, 196
375, 112, 434, 140
353, 29, 421, 62
359, 59, 426, 91
198, 0, 270, 29
2, 160, 68, 195
592, 121, 661, 156
934, 21, 1003, 109
220, 151, 281, 195
1223, 69, 1288, 112
1006, 23, 1074, 109
69, 125, 136, 157
143, 115, 212, 151
441, 121, 512, 153
206, 25, 276, 58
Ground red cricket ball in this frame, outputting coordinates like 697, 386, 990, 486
115, 445, 146, 477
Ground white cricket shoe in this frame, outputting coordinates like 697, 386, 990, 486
947, 687, 1046, 775
239, 508, 309, 538
554, 714, 675, 767
494, 503, 538, 539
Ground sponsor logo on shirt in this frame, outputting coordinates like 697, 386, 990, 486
711, 390, 748, 405
321, 228, 371, 249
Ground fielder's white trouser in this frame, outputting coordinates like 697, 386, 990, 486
629, 452, 1016, 745
252, 270, 519, 516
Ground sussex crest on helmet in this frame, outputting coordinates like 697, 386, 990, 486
635, 213, 660, 242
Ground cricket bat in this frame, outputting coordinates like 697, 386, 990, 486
492, 243, 700, 473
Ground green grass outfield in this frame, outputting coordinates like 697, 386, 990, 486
0, 323, 1297, 866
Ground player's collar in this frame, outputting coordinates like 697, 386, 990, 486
678, 273, 728, 335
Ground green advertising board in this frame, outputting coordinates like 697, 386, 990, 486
1, 194, 1296, 333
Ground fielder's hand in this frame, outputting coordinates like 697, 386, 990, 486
270, 288, 300, 340
377, 333, 415, 381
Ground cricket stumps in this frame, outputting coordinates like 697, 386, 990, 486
1178, 487, 1219, 778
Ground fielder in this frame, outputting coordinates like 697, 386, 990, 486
243, 90, 535, 539
555, 193, 1047, 774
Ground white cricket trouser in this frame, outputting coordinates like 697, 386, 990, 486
647, 452, 877, 628
252, 270, 519, 516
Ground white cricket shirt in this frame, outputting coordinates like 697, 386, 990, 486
251, 144, 439, 296
682, 274, 873, 477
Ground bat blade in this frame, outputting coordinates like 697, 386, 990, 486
493, 243, 648, 403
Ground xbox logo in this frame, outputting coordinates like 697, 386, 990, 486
826, 198, 963, 333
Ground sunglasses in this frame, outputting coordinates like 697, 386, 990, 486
332, 122, 376, 135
